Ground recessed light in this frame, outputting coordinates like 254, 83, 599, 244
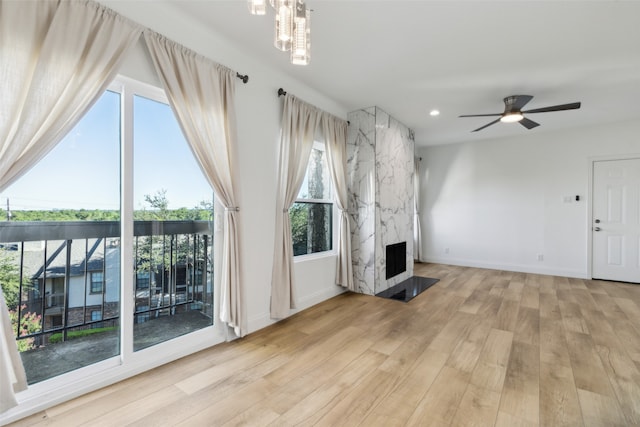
429, 109, 440, 117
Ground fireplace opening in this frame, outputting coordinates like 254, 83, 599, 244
385, 241, 407, 279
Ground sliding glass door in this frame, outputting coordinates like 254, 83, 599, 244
0, 76, 218, 386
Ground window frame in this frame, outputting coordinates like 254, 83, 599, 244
89, 271, 104, 294
117, 75, 223, 353
9, 76, 226, 421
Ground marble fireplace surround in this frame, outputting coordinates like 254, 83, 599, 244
347, 106, 415, 295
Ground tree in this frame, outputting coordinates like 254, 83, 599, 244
307, 149, 329, 253
134, 190, 215, 292
9, 208, 120, 221
290, 203, 308, 256
139, 189, 170, 221
191, 199, 214, 221
9, 306, 41, 352
1, 248, 41, 351
0, 248, 22, 311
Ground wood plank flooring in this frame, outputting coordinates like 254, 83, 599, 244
10, 263, 640, 426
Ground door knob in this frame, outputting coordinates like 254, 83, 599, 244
594, 227, 601, 232
595, 219, 601, 223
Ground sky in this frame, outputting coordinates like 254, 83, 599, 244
1, 90, 214, 213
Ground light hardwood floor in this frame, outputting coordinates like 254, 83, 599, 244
10, 263, 640, 426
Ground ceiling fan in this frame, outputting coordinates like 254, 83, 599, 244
459, 95, 581, 132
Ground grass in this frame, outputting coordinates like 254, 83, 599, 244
48, 326, 116, 343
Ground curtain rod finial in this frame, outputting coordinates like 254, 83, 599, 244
236, 72, 249, 84
278, 88, 286, 97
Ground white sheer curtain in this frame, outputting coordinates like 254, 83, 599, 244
271, 95, 322, 319
322, 113, 354, 291
0, 0, 142, 191
414, 156, 423, 262
0, 291, 27, 413
0, 0, 141, 412
143, 32, 245, 337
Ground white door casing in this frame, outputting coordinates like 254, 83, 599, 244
592, 158, 640, 283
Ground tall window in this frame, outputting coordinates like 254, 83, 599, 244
132, 92, 214, 352
0, 76, 215, 384
290, 141, 334, 256
0, 89, 121, 384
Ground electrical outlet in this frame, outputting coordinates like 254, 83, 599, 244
445, 247, 450, 254
537, 254, 544, 261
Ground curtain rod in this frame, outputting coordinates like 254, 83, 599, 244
277, 88, 349, 125
236, 73, 249, 84
143, 27, 248, 84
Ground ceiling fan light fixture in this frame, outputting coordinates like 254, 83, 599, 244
461, 95, 581, 132
500, 112, 524, 123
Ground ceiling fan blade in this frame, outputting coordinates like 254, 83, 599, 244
459, 113, 502, 118
472, 118, 501, 132
509, 95, 534, 111
519, 117, 540, 129
523, 102, 581, 114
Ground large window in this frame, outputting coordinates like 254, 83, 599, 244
0, 89, 121, 383
290, 141, 334, 256
132, 93, 214, 351
0, 77, 215, 384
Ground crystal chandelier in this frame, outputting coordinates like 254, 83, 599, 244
247, 0, 266, 15
248, 0, 311, 66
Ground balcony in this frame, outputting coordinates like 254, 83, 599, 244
0, 220, 214, 384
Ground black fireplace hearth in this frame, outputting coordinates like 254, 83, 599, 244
375, 276, 439, 303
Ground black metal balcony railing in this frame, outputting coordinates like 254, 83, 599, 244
0, 220, 213, 351
0, 220, 211, 241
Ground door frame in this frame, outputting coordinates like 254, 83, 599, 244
588, 153, 640, 280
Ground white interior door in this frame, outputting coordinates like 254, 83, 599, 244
592, 158, 640, 283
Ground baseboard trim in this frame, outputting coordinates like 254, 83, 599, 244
422, 256, 587, 279
247, 285, 346, 334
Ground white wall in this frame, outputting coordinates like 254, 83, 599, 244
417, 119, 640, 278
100, 1, 348, 334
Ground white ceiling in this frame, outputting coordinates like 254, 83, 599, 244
157, 0, 640, 146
